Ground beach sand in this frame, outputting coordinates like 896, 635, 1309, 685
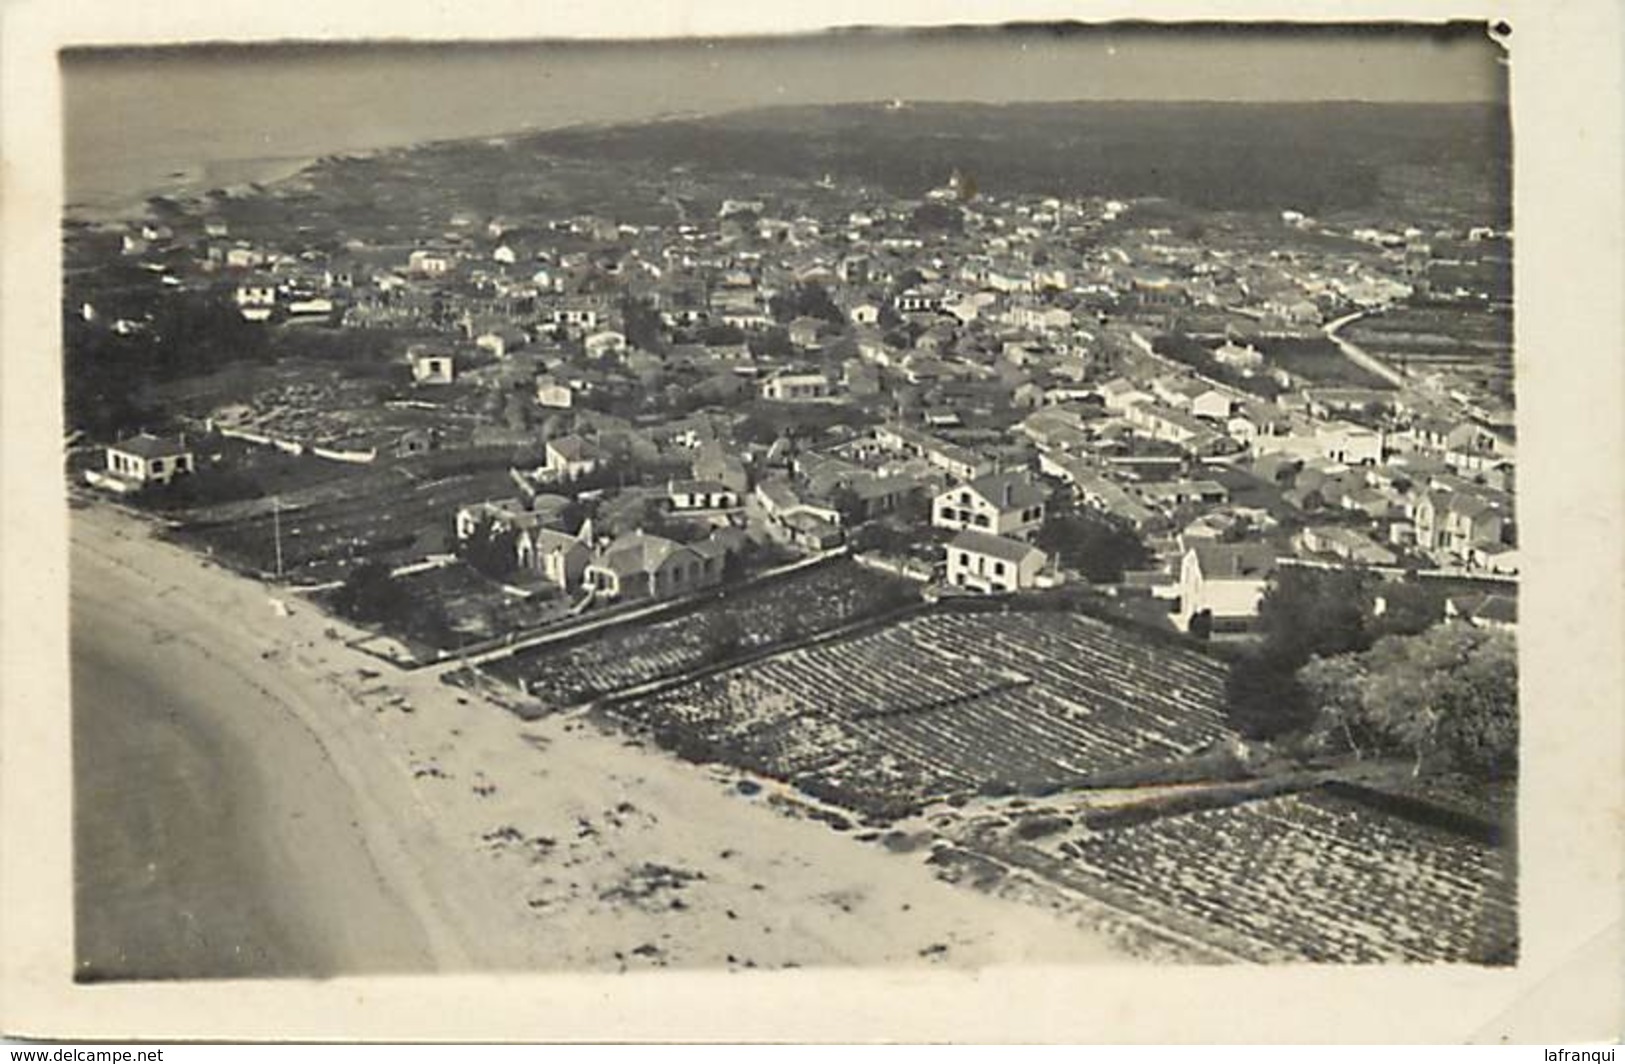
71, 500, 1126, 979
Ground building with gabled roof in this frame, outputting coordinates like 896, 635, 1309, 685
1178, 541, 1282, 633
517, 527, 593, 592
95, 434, 196, 491
946, 530, 1048, 594
583, 530, 728, 602
932, 471, 1048, 541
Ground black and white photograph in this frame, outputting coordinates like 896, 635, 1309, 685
2, 0, 1621, 1046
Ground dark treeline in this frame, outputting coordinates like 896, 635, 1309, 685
522, 100, 1508, 214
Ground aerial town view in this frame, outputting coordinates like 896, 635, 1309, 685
64, 26, 1518, 981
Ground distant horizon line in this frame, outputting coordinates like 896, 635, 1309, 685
59, 18, 1497, 58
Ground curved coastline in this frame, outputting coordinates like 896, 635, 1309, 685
70, 500, 1127, 980
72, 510, 441, 980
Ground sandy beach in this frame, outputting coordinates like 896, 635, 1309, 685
71, 499, 1126, 979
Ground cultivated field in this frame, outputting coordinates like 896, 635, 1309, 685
485, 559, 917, 710
1029, 789, 1516, 963
616, 609, 1232, 819
170, 450, 521, 581
1345, 304, 1513, 397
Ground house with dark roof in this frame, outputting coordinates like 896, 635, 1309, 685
946, 530, 1048, 593
932, 472, 1048, 540
872, 424, 996, 482
516, 527, 592, 592
583, 530, 727, 602
1296, 525, 1399, 567
95, 434, 195, 491
1414, 489, 1509, 561
692, 444, 750, 494
541, 435, 602, 483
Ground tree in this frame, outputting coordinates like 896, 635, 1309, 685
909, 202, 964, 234
748, 327, 794, 360
332, 561, 409, 623
1370, 580, 1449, 638
1225, 646, 1313, 740
697, 323, 746, 346
1255, 566, 1378, 664
620, 295, 665, 352
458, 516, 518, 580
503, 391, 534, 433
768, 281, 845, 326
702, 612, 744, 663
1300, 622, 1517, 778
1035, 513, 1151, 584
1222, 565, 1379, 740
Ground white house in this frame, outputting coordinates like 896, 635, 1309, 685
1098, 378, 1153, 413
760, 372, 832, 402
848, 301, 882, 326
945, 530, 1047, 594
541, 435, 602, 482
667, 479, 742, 512
233, 281, 276, 321
1177, 542, 1280, 632
1190, 387, 1239, 421
534, 375, 574, 409
1317, 421, 1385, 465
516, 527, 592, 592
408, 249, 453, 276
584, 329, 629, 359
95, 434, 196, 491
932, 472, 1047, 540
410, 351, 455, 385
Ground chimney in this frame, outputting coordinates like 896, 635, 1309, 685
1003, 481, 1013, 507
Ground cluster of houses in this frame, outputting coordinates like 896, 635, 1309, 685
81, 164, 1516, 638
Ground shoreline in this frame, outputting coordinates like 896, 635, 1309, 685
65, 154, 326, 226
71, 499, 1130, 979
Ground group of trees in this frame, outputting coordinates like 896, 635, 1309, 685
331, 560, 455, 648
457, 515, 519, 581
332, 561, 411, 622
1300, 623, 1517, 779
64, 291, 274, 436
618, 295, 665, 352
768, 281, 845, 326
1151, 331, 1284, 401
1224, 567, 1517, 780
1035, 511, 1153, 585
1035, 488, 1153, 584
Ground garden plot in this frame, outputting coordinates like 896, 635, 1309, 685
486, 560, 913, 708
618, 609, 1232, 818
175, 462, 515, 581
1045, 790, 1516, 964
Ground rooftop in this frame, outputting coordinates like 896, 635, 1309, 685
950, 529, 1044, 566
110, 433, 191, 460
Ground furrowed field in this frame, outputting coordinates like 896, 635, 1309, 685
1012, 789, 1516, 964
614, 609, 1232, 820
485, 559, 918, 710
